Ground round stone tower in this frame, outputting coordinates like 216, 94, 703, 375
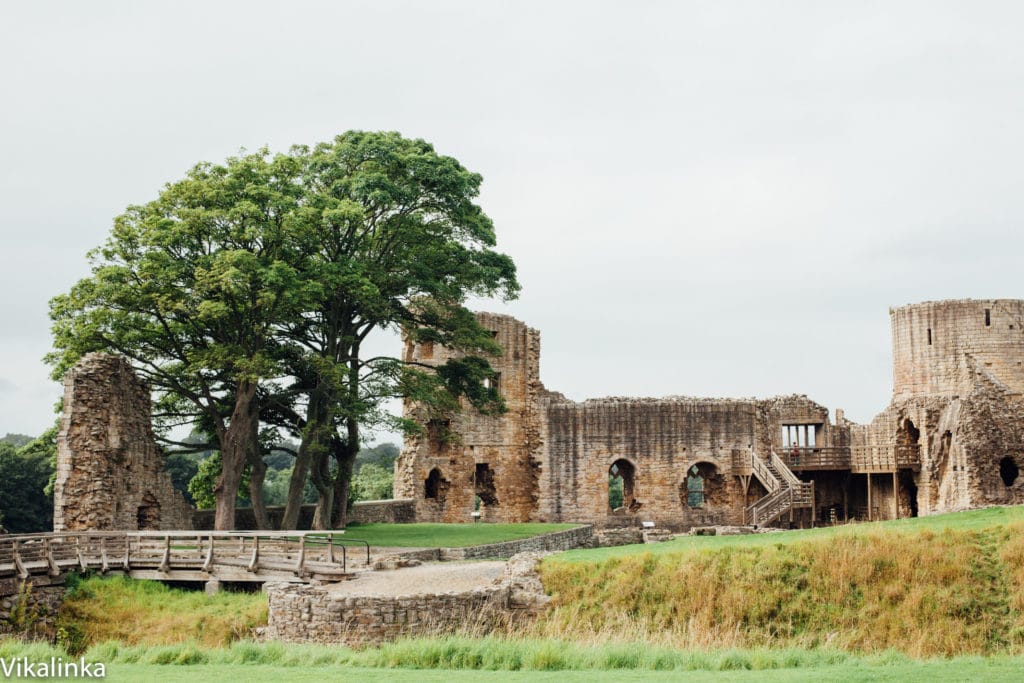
891, 299, 1024, 399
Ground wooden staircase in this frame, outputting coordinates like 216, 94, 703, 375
743, 451, 813, 527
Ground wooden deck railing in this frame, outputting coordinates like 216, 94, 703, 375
778, 445, 920, 472
0, 531, 368, 583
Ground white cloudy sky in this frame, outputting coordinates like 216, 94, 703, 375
2, 1, 1023, 440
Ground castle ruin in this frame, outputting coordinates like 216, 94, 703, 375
395, 300, 1024, 529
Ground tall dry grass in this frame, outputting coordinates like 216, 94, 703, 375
57, 575, 267, 653
538, 525, 1024, 656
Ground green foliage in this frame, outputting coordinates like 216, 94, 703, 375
261, 467, 316, 507
187, 453, 251, 510
0, 438, 54, 533
607, 475, 623, 510
0, 433, 32, 448
48, 131, 520, 529
349, 463, 393, 503
163, 452, 200, 505
355, 443, 400, 473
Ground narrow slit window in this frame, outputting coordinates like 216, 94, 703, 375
927, 328, 932, 345
985, 309, 991, 327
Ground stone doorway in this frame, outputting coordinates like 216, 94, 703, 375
136, 492, 161, 530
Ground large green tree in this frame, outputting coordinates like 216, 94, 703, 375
50, 131, 519, 530
272, 132, 518, 528
49, 150, 312, 529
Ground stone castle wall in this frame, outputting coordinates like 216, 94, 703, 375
398, 300, 1024, 529
892, 299, 1024, 399
394, 313, 544, 524
54, 354, 193, 532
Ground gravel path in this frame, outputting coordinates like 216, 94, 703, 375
326, 560, 506, 597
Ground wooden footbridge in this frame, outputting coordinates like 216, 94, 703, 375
0, 531, 370, 585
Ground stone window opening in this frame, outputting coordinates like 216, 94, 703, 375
425, 468, 444, 499
686, 465, 705, 508
483, 373, 501, 394
474, 462, 498, 507
928, 328, 932, 345
426, 419, 451, 452
681, 462, 726, 510
985, 308, 991, 327
999, 457, 1019, 487
137, 492, 161, 530
608, 459, 636, 512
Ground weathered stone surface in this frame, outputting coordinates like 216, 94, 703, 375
53, 353, 193, 532
0, 577, 65, 640
397, 300, 1024, 530
261, 551, 550, 645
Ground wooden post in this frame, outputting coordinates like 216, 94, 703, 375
811, 481, 816, 525
76, 536, 87, 571
45, 538, 60, 576
12, 540, 28, 579
867, 472, 872, 521
327, 533, 335, 564
295, 535, 306, 574
100, 537, 109, 574
893, 470, 899, 519
248, 536, 260, 572
159, 535, 170, 573
202, 536, 215, 573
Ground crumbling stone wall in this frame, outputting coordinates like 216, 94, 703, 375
262, 552, 550, 645
0, 577, 65, 640
54, 353, 192, 532
395, 313, 544, 524
398, 300, 1024, 530
851, 300, 1024, 517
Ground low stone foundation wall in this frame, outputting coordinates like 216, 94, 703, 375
442, 525, 593, 560
262, 552, 550, 645
192, 499, 416, 530
0, 577, 65, 641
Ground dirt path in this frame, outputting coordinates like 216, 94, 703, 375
326, 560, 506, 596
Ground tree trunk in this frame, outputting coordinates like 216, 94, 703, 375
331, 417, 360, 529
213, 380, 259, 531
282, 392, 328, 529
248, 449, 270, 530
312, 485, 334, 529
331, 448, 356, 528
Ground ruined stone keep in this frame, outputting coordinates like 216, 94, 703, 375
53, 353, 192, 532
396, 300, 1024, 529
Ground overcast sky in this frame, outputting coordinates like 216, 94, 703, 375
2, 1, 1023, 441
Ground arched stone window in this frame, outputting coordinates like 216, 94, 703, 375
681, 462, 725, 509
1000, 457, 1019, 487
425, 468, 443, 499
608, 459, 636, 511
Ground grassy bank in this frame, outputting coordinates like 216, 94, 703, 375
539, 507, 1024, 656
4, 637, 1024, 681
56, 575, 267, 653
342, 522, 579, 547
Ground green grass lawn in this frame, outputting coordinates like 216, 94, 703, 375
92, 659, 1024, 682
340, 522, 579, 547
5, 639, 1024, 682
551, 505, 1024, 563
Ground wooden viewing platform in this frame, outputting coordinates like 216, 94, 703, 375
0, 531, 370, 584
778, 445, 920, 473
